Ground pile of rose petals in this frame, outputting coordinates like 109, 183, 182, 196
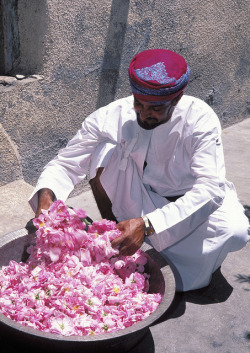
0, 201, 162, 336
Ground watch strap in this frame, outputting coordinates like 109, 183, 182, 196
142, 215, 155, 237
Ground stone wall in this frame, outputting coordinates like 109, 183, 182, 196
0, 0, 249, 189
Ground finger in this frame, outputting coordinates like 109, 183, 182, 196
115, 222, 125, 231
119, 243, 138, 256
112, 235, 135, 255
111, 235, 125, 248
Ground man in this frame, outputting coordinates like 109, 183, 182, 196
29, 49, 249, 291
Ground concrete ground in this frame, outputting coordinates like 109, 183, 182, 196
0, 119, 249, 352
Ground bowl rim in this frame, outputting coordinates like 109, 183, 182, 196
0, 228, 176, 342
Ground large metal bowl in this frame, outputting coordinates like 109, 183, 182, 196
0, 229, 175, 353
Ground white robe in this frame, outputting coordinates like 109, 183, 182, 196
29, 95, 249, 291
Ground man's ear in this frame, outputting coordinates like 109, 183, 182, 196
172, 91, 184, 106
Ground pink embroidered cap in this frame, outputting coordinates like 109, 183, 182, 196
128, 49, 190, 102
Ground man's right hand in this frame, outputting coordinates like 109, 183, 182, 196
35, 188, 55, 217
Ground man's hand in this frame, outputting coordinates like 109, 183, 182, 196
35, 188, 55, 217
111, 217, 145, 256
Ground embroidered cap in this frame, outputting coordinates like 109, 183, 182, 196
128, 49, 190, 103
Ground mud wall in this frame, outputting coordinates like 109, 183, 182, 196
0, 0, 249, 188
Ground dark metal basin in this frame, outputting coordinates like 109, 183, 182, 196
0, 229, 175, 353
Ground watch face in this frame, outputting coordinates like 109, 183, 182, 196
146, 227, 154, 236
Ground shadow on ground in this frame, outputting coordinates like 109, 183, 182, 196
129, 259, 235, 352
129, 205, 250, 352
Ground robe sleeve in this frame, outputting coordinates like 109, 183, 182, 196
146, 109, 226, 248
28, 107, 115, 212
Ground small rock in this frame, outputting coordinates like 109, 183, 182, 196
16, 74, 26, 80
0, 76, 17, 85
30, 74, 44, 80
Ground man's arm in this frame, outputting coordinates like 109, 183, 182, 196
29, 103, 121, 214
35, 188, 55, 217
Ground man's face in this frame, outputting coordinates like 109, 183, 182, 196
134, 97, 177, 130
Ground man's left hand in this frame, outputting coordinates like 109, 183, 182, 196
111, 218, 145, 256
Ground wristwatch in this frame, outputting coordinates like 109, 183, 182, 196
142, 215, 155, 237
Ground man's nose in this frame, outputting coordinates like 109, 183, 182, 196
140, 107, 151, 120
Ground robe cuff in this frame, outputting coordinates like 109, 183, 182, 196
28, 167, 76, 212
